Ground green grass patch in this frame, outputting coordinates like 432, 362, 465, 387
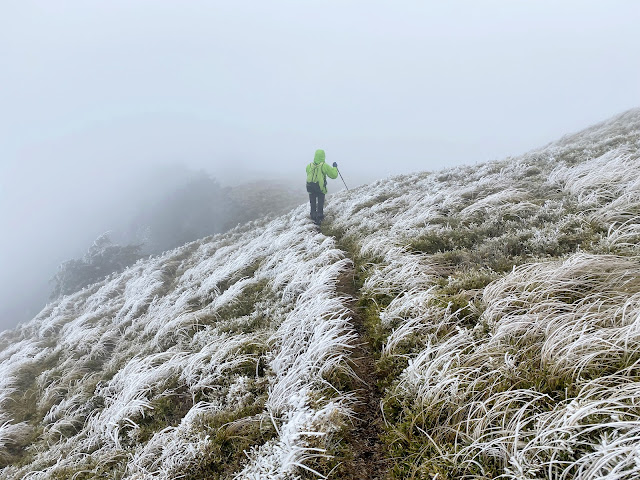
216, 261, 263, 295
213, 279, 272, 325
46, 454, 128, 480
134, 391, 194, 444
179, 399, 276, 480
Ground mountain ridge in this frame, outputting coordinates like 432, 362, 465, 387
1, 107, 640, 479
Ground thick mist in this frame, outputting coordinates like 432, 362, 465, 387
0, 162, 304, 328
1, 0, 639, 331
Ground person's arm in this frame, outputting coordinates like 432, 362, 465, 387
323, 162, 338, 179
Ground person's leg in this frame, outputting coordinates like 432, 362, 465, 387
309, 193, 317, 221
317, 193, 325, 222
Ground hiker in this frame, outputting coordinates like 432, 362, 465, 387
306, 149, 338, 225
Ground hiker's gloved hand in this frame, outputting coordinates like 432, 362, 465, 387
332, 162, 338, 168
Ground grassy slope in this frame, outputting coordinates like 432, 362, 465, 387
0, 215, 357, 479
0, 108, 639, 479
323, 108, 640, 479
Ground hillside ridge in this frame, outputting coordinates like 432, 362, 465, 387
1, 107, 640, 479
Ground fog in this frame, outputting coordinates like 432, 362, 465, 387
1, 0, 639, 330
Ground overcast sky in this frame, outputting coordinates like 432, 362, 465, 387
1, 0, 639, 330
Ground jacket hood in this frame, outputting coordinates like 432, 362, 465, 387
313, 149, 326, 165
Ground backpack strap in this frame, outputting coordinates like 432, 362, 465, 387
316, 163, 327, 189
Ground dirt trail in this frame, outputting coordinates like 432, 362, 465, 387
334, 268, 391, 480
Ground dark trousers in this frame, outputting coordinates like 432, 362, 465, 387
309, 192, 325, 222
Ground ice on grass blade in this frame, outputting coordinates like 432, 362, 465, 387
0, 418, 32, 464
237, 390, 347, 480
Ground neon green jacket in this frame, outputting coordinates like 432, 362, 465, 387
306, 149, 338, 194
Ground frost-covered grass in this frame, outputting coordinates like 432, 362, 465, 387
1, 108, 640, 479
0, 212, 357, 479
323, 108, 640, 478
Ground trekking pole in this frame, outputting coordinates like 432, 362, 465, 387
337, 168, 349, 191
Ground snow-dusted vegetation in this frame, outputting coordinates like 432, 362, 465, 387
326, 108, 640, 478
0, 214, 356, 479
1, 108, 640, 479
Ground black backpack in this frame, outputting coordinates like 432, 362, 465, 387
306, 163, 324, 194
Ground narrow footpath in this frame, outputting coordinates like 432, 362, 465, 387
333, 265, 391, 480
